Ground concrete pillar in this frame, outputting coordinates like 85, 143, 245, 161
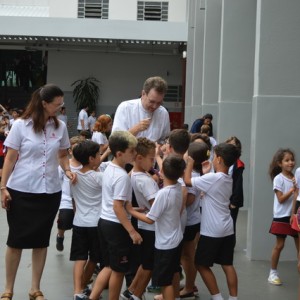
248, 0, 300, 260
217, 0, 256, 212
185, 0, 205, 126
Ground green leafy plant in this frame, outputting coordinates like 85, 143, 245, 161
71, 77, 100, 111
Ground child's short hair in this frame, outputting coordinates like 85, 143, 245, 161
162, 154, 186, 181
70, 136, 82, 146
80, 130, 92, 139
136, 137, 156, 156
225, 136, 242, 154
214, 143, 240, 167
109, 131, 137, 157
168, 129, 191, 155
188, 142, 210, 173
200, 124, 211, 135
72, 140, 100, 165
190, 133, 212, 150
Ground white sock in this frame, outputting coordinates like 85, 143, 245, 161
131, 295, 141, 300
211, 293, 224, 300
228, 296, 238, 300
270, 269, 277, 275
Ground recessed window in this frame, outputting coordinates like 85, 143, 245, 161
164, 85, 182, 102
137, 1, 169, 21
78, 0, 109, 19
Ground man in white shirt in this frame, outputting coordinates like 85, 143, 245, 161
112, 76, 170, 143
77, 106, 89, 132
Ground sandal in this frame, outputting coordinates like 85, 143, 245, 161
29, 291, 44, 300
1, 293, 13, 300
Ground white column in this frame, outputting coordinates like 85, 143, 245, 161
248, 0, 300, 260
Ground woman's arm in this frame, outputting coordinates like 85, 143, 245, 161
58, 149, 76, 183
1, 147, 19, 209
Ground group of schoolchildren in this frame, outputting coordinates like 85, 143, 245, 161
57, 124, 247, 300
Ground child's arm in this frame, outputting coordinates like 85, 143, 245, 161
275, 178, 297, 204
291, 188, 298, 223
125, 202, 154, 224
113, 200, 143, 244
186, 193, 196, 207
183, 156, 194, 187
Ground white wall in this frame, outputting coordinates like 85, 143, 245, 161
47, 50, 182, 114
49, 0, 77, 18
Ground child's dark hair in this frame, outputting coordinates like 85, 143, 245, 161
136, 137, 155, 156
168, 129, 191, 155
162, 154, 186, 181
190, 133, 212, 150
188, 142, 210, 174
269, 148, 295, 180
72, 140, 100, 165
225, 136, 242, 156
109, 131, 137, 157
214, 143, 240, 167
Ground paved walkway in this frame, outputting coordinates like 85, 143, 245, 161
0, 209, 299, 299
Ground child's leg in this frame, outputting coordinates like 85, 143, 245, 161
197, 265, 220, 295
81, 260, 96, 289
271, 236, 285, 270
297, 233, 300, 272
172, 271, 180, 298
180, 238, 198, 295
73, 260, 86, 294
131, 266, 152, 298
161, 285, 175, 300
221, 265, 238, 297
108, 270, 125, 300
89, 266, 112, 300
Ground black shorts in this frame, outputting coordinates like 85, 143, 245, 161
98, 218, 131, 273
70, 225, 101, 263
152, 243, 182, 287
139, 229, 155, 270
57, 208, 74, 230
183, 223, 200, 241
0, 156, 4, 168
195, 234, 235, 267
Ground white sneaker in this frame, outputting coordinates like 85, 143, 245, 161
268, 272, 282, 285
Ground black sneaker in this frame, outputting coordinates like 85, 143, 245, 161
120, 289, 133, 300
56, 235, 64, 251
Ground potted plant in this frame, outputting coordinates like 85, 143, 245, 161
71, 76, 100, 111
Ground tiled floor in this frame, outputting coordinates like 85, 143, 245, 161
0, 209, 299, 299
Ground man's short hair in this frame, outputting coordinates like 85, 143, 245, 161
143, 76, 168, 94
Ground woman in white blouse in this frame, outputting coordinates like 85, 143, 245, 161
0, 84, 76, 300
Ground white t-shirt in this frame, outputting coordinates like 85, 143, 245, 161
273, 173, 294, 218
295, 168, 300, 202
186, 171, 202, 226
191, 172, 233, 238
5, 118, 70, 193
92, 131, 108, 146
112, 98, 170, 143
58, 163, 82, 210
100, 162, 132, 223
88, 116, 96, 131
131, 171, 159, 231
146, 182, 183, 250
77, 109, 89, 130
57, 114, 68, 125
178, 177, 187, 231
71, 170, 103, 227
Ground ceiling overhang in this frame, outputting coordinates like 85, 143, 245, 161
0, 16, 187, 55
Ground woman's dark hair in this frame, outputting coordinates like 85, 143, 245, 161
269, 148, 295, 180
22, 84, 63, 133
214, 143, 240, 167
203, 113, 213, 120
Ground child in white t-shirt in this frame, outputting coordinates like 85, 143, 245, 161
127, 154, 186, 300
89, 131, 142, 300
121, 137, 159, 300
184, 143, 240, 300
56, 136, 82, 252
70, 140, 103, 300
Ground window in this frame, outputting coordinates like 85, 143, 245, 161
78, 0, 109, 19
137, 1, 169, 21
164, 85, 182, 102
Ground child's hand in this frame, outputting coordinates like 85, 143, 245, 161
129, 230, 143, 245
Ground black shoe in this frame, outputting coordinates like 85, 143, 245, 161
120, 289, 133, 300
180, 291, 195, 300
56, 235, 64, 251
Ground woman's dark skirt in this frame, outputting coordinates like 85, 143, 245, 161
6, 188, 61, 249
